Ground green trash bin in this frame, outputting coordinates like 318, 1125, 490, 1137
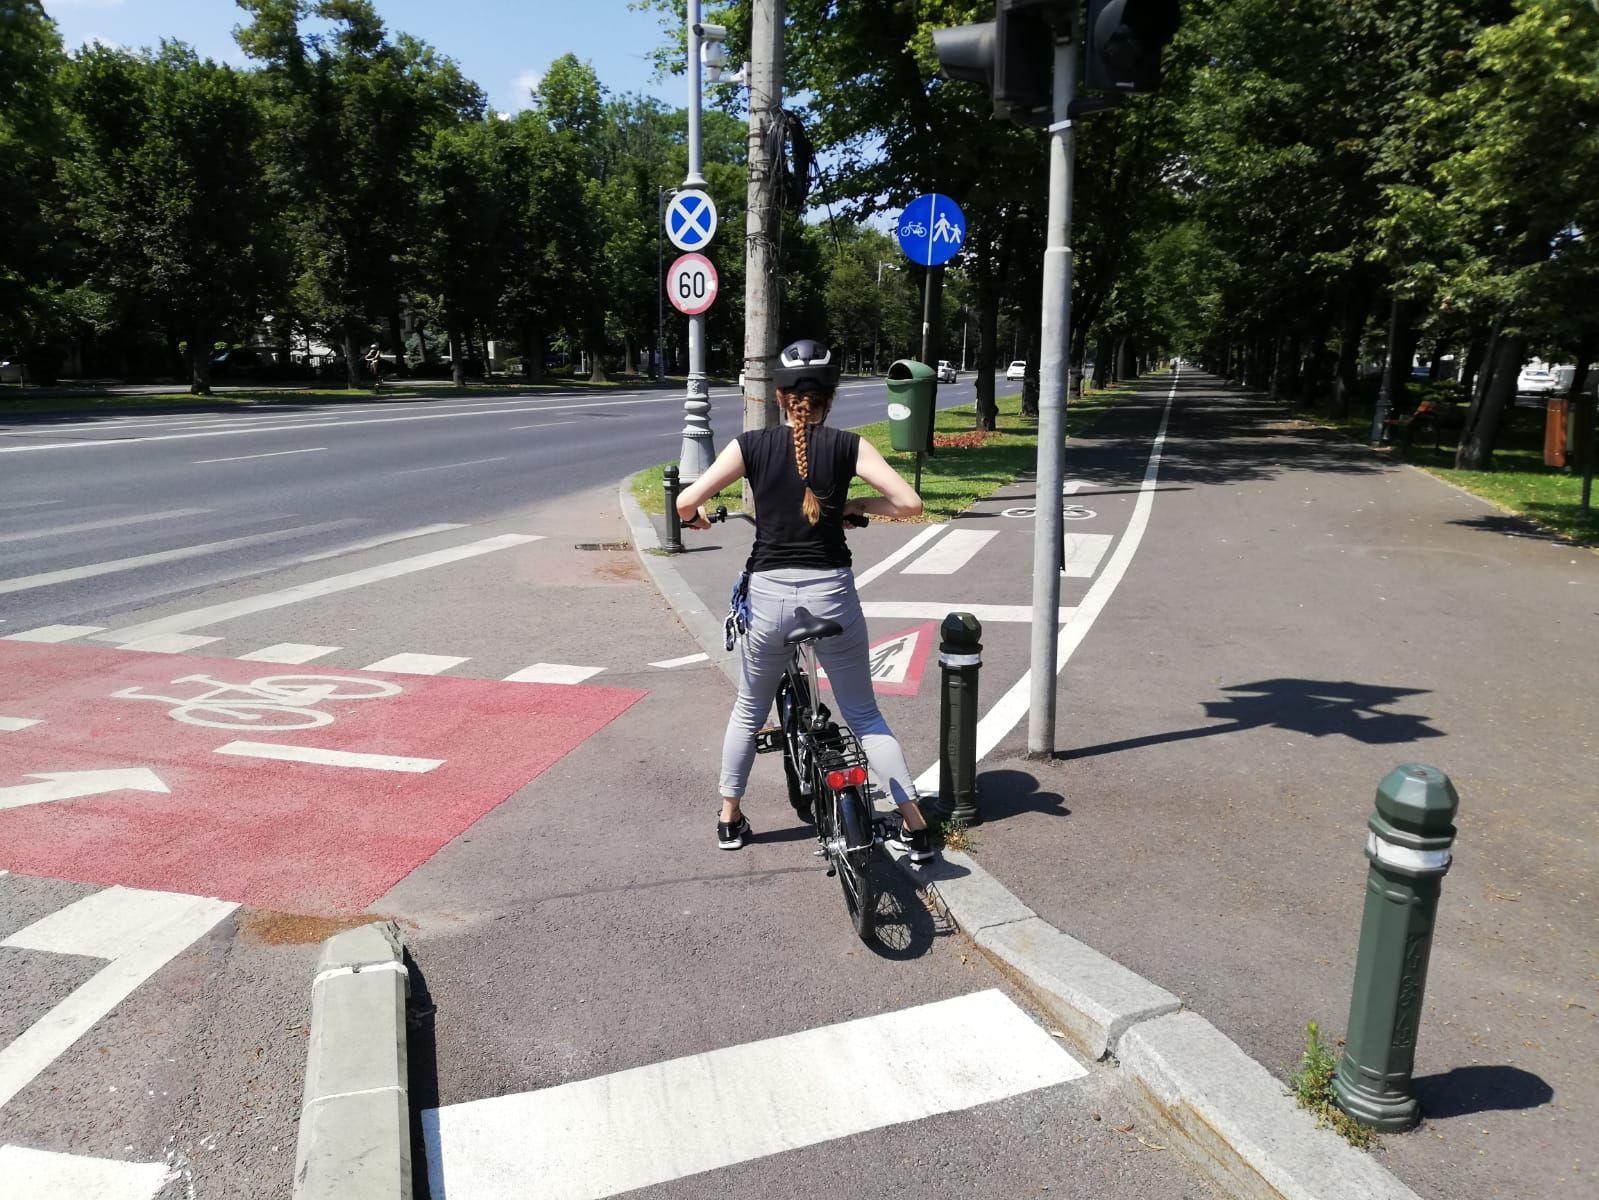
885, 359, 936, 452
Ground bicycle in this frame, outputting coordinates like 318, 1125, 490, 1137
111, 673, 401, 730
691, 509, 887, 943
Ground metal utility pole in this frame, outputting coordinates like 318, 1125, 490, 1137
656, 186, 672, 384
743, 0, 784, 454
1026, 26, 1078, 758
677, 0, 715, 480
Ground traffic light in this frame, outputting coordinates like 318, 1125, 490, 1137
1083, 0, 1181, 93
932, 0, 1060, 127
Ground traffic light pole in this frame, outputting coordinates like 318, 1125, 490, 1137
678, 0, 715, 481
1026, 28, 1078, 758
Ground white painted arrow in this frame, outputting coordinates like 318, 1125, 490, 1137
0, 769, 169, 812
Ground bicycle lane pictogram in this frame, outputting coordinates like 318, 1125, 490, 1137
0, 640, 644, 912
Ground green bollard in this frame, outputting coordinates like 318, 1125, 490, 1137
662, 465, 684, 555
936, 612, 982, 825
1332, 763, 1459, 1131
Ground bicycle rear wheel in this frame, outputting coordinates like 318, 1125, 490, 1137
832, 787, 877, 943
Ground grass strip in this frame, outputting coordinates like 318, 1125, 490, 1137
633, 384, 1133, 520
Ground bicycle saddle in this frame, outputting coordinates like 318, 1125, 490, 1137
785, 606, 843, 645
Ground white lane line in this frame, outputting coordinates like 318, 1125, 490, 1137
0, 1145, 170, 1200
2, 624, 105, 643
0, 889, 237, 1110
860, 602, 1073, 623
0, 507, 211, 545
852, 524, 946, 590
236, 642, 340, 664
1061, 532, 1114, 579
1063, 479, 1086, 495
915, 371, 1180, 793
116, 633, 222, 654
361, 653, 468, 675
214, 741, 443, 773
0, 717, 42, 732
503, 663, 604, 685
901, 529, 997, 575
192, 446, 327, 465
95, 533, 541, 644
0, 395, 687, 455
393, 456, 507, 476
509, 419, 579, 430
3, 499, 65, 508
295, 522, 467, 564
6, 885, 198, 959
649, 652, 709, 669
0, 521, 353, 596
423, 989, 1084, 1200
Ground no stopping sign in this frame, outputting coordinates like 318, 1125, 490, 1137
667, 253, 718, 316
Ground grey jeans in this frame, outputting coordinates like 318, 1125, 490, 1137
720, 567, 920, 807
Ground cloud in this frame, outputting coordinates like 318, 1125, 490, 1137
508, 69, 543, 111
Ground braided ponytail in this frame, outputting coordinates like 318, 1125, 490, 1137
789, 394, 822, 525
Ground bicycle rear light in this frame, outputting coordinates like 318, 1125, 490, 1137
826, 766, 868, 791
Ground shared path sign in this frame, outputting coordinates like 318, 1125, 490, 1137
895, 192, 967, 268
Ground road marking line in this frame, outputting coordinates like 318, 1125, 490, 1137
361, 653, 468, 675
3, 624, 106, 643
95, 533, 542, 644
295, 522, 467, 564
915, 372, 1180, 793
0, 1145, 171, 1200
423, 989, 1084, 1200
0, 522, 352, 596
860, 602, 1073, 623
0, 889, 236, 1109
192, 446, 327, 464
0, 717, 42, 732
5, 885, 195, 959
509, 419, 579, 430
852, 524, 946, 590
648, 652, 709, 668
901, 529, 997, 575
236, 643, 340, 664
393, 456, 507, 476
117, 633, 223, 654
1061, 532, 1114, 578
0, 507, 211, 545
214, 741, 444, 773
503, 663, 605, 685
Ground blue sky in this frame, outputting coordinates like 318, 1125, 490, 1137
41, 0, 682, 114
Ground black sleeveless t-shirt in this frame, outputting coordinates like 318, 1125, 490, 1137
736, 424, 861, 572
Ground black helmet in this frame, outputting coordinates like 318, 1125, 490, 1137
773, 339, 839, 394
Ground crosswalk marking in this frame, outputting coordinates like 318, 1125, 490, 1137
503, 663, 604, 685
0, 1145, 170, 1200
236, 642, 339, 664
649, 652, 709, 668
117, 633, 222, 654
423, 989, 1085, 1200
1062, 532, 1114, 579
296, 522, 467, 564
214, 741, 444, 773
901, 528, 997, 575
853, 524, 946, 589
3, 625, 105, 643
0, 507, 210, 545
0, 888, 236, 1110
0, 717, 41, 732
362, 652, 469, 675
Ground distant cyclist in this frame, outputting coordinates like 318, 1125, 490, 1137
363, 343, 383, 392
676, 339, 935, 863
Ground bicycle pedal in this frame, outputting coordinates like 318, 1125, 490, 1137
754, 728, 784, 754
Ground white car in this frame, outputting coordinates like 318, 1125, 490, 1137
1005, 360, 1027, 382
1516, 366, 1559, 396
937, 360, 956, 383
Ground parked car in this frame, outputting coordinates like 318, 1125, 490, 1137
209, 348, 264, 379
1006, 359, 1027, 382
0, 360, 22, 385
937, 360, 957, 383
1516, 366, 1559, 396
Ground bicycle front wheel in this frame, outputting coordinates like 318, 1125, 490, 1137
832, 787, 877, 944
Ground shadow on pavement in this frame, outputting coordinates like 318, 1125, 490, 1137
1414, 1065, 1555, 1119
868, 858, 949, 961
968, 768, 1071, 825
1060, 679, 1444, 761
1447, 513, 1581, 545
405, 949, 439, 1200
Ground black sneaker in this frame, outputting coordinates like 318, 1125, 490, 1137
894, 823, 935, 865
717, 814, 752, 850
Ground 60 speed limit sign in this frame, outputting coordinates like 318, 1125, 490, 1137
667, 253, 718, 316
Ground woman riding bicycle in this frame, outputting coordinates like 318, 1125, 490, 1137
676, 339, 935, 863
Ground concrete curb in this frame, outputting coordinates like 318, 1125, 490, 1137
621, 472, 1424, 1200
293, 921, 411, 1200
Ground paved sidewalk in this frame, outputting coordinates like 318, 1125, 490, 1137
643, 371, 1596, 1200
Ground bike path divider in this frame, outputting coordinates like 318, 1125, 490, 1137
294, 920, 411, 1200
619, 456, 1424, 1200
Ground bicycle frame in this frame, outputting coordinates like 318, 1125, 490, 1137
778, 642, 875, 848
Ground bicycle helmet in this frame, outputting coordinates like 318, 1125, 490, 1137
773, 339, 840, 394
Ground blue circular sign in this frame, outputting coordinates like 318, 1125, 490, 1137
895, 193, 967, 267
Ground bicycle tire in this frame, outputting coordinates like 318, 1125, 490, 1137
832, 786, 877, 944
167, 702, 333, 731
776, 677, 813, 823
